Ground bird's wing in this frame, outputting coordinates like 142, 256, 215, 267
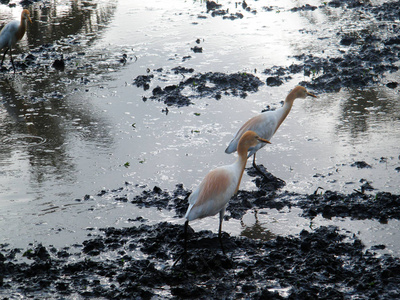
185, 166, 237, 221
0, 20, 20, 49
225, 112, 277, 154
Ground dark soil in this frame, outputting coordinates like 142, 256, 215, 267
2, 215, 400, 299
4, 167, 399, 298
135, 70, 264, 107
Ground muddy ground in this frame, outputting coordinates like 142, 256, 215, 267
1, 168, 400, 299
1, 0, 400, 299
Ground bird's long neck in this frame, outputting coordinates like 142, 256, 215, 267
274, 92, 296, 134
234, 144, 250, 193
16, 17, 28, 42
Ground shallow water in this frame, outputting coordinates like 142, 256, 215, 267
0, 0, 399, 254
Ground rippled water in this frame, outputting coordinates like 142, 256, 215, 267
0, 0, 399, 254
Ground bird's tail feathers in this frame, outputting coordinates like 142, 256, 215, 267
225, 141, 237, 154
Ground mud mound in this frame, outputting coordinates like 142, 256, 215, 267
134, 71, 264, 107
301, 191, 400, 223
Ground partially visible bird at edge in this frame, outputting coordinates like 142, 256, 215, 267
225, 86, 317, 178
0, 9, 32, 72
175, 131, 271, 265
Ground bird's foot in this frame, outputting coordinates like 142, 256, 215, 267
253, 164, 270, 181
172, 251, 187, 267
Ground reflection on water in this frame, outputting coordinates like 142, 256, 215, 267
0, 77, 113, 202
0, 0, 118, 204
0, 0, 117, 49
338, 89, 399, 140
240, 209, 276, 241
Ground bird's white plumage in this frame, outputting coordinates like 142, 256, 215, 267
0, 20, 20, 49
185, 163, 241, 221
225, 86, 316, 161
225, 109, 284, 157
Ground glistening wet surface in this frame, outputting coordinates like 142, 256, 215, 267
0, 0, 400, 298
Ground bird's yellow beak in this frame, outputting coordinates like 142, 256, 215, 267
257, 137, 271, 144
28, 16, 32, 23
307, 92, 317, 98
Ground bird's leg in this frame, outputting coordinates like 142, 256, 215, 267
252, 153, 269, 181
218, 210, 226, 255
1, 48, 9, 67
9, 48, 15, 73
183, 219, 188, 254
173, 220, 189, 267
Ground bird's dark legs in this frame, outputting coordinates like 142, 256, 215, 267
252, 153, 269, 180
252, 153, 258, 169
9, 48, 15, 72
183, 220, 188, 254
0, 48, 15, 72
218, 210, 226, 255
1, 48, 9, 67
174, 212, 227, 267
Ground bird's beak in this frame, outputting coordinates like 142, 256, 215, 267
28, 16, 32, 23
307, 92, 317, 98
257, 137, 271, 144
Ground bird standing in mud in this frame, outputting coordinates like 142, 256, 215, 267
179, 131, 270, 259
0, 9, 32, 72
225, 86, 316, 178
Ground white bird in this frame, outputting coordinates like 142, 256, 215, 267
225, 86, 316, 177
182, 130, 271, 255
0, 9, 32, 72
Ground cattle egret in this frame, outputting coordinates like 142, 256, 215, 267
225, 86, 316, 177
0, 9, 32, 72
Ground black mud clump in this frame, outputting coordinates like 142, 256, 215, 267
351, 160, 372, 169
206, 0, 222, 11
203, 0, 251, 20
130, 184, 190, 217
290, 4, 318, 12
247, 164, 286, 192
132, 74, 154, 91
135, 71, 264, 107
296, 47, 398, 92
2, 223, 400, 299
300, 191, 400, 223
227, 165, 288, 219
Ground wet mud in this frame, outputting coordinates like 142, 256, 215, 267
274, 1, 400, 92
2, 168, 400, 298
134, 70, 264, 107
2, 191, 400, 298
2, 0, 400, 299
